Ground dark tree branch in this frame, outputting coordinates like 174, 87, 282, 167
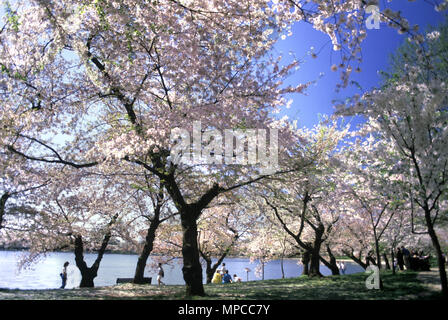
7, 144, 98, 169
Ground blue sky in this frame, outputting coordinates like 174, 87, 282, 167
274, 1, 447, 129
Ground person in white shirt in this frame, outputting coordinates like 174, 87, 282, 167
233, 274, 242, 282
219, 263, 228, 275
340, 261, 346, 275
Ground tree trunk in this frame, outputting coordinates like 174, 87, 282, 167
0, 192, 10, 230
133, 219, 160, 284
74, 235, 99, 288
391, 248, 396, 275
261, 260, 265, 280
74, 214, 117, 288
383, 253, 391, 270
308, 227, 324, 277
205, 259, 213, 284
280, 255, 285, 279
424, 208, 448, 297
162, 177, 220, 296
133, 185, 164, 284
301, 250, 310, 276
78, 268, 97, 287
309, 249, 322, 277
321, 244, 340, 275
200, 254, 218, 284
374, 237, 382, 270
181, 209, 205, 296
280, 236, 286, 279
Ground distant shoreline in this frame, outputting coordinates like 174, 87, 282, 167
0, 249, 352, 263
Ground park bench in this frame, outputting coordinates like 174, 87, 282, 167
116, 277, 152, 284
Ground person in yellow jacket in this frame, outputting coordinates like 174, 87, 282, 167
211, 270, 222, 284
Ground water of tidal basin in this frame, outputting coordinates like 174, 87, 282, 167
0, 250, 365, 289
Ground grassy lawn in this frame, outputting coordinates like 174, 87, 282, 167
0, 271, 442, 300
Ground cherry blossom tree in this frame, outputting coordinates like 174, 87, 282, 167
0, 148, 49, 230
1, 0, 444, 296
0, 0, 305, 295
9, 167, 139, 287
120, 174, 179, 284
148, 193, 255, 283
337, 21, 448, 295
245, 200, 298, 278
244, 220, 281, 280
331, 215, 371, 269
337, 132, 406, 270
256, 122, 349, 277
196, 196, 253, 284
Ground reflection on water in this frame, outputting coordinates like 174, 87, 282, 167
0, 250, 365, 289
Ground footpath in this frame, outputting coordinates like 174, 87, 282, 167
392, 269, 445, 300
417, 270, 443, 293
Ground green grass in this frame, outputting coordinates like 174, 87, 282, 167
199, 271, 437, 300
0, 271, 442, 300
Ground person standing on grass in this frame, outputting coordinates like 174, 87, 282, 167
60, 261, 69, 289
157, 263, 165, 285
401, 246, 411, 270
340, 261, 346, 275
